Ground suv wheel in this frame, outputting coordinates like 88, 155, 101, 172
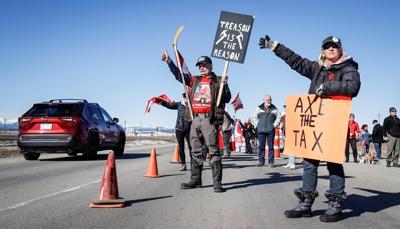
114, 134, 126, 156
22, 151, 41, 160
84, 134, 98, 159
67, 150, 78, 156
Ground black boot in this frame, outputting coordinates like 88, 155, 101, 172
211, 159, 224, 192
387, 160, 391, 167
320, 192, 346, 223
181, 160, 202, 189
284, 189, 318, 218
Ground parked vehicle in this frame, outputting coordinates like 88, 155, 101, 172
17, 99, 125, 160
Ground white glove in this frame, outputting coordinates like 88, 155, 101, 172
316, 84, 324, 96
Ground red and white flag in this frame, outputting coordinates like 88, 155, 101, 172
231, 93, 243, 113
234, 121, 244, 144
176, 50, 192, 78
145, 94, 173, 114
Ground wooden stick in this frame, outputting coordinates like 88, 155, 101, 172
216, 60, 230, 107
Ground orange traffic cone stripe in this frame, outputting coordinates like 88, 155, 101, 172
170, 144, 181, 163
144, 148, 159, 178
90, 151, 125, 208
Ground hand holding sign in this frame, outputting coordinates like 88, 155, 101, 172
283, 94, 352, 164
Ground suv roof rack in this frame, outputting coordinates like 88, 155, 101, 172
48, 99, 88, 103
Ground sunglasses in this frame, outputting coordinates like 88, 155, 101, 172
323, 43, 339, 50
391, 110, 397, 112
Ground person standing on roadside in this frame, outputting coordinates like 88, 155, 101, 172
345, 113, 360, 163
259, 35, 360, 222
162, 52, 231, 192
157, 93, 192, 171
383, 107, 400, 167
371, 119, 383, 160
253, 95, 281, 167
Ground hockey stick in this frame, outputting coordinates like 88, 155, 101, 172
172, 25, 194, 120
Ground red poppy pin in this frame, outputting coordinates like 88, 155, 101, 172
328, 72, 335, 80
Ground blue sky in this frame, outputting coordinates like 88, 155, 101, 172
1, 0, 399, 129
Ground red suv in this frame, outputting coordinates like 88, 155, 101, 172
17, 99, 125, 160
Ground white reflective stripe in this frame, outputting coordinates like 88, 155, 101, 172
0, 179, 100, 212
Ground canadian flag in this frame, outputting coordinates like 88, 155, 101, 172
231, 93, 243, 113
145, 94, 173, 114
234, 122, 244, 144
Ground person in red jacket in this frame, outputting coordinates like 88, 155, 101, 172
345, 113, 360, 163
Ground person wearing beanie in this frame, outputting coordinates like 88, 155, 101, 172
259, 34, 360, 222
383, 107, 400, 167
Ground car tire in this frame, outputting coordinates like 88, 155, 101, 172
114, 134, 126, 156
22, 151, 41, 160
84, 134, 98, 160
67, 151, 78, 156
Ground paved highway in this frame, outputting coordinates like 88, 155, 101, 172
0, 145, 399, 229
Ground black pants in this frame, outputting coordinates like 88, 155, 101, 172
345, 138, 358, 162
176, 129, 191, 164
245, 135, 252, 153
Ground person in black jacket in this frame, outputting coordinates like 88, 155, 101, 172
157, 94, 191, 171
259, 35, 360, 222
383, 107, 400, 167
162, 52, 231, 192
371, 119, 384, 160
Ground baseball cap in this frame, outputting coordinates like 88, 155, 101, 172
322, 36, 342, 49
195, 56, 212, 66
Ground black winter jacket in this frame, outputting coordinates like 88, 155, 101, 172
274, 44, 361, 97
371, 123, 384, 143
160, 100, 191, 132
383, 115, 400, 137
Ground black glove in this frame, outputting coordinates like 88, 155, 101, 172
259, 35, 275, 49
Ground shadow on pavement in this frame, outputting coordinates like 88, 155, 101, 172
39, 152, 150, 161
158, 173, 185, 178
224, 172, 302, 190
343, 187, 400, 218
125, 195, 173, 207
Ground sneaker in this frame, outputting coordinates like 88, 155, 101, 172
289, 164, 296, 170
256, 162, 265, 167
179, 164, 187, 171
282, 163, 290, 168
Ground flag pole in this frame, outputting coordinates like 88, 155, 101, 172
216, 60, 230, 107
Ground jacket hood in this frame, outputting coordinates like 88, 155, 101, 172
258, 103, 277, 111
330, 56, 359, 70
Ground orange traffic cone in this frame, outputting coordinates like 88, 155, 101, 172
274, 128, 281, 159
144, 148, 159, 178
170, 144, 181, 164
90, 151, 125, 208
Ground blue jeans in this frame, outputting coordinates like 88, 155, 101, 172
373, 142, 382, 159
258, 133, 274, 164
302, 158, 345, 195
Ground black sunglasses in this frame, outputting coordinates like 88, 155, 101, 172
391, 110, 397, 112
323, 43, 339, 50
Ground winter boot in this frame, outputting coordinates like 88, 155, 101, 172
181, 160, 202, 189
284, 189, 318, 218
319, 192, 346, 223
211, 159, 224, 192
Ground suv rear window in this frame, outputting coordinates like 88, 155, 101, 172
24, 104, 82, 117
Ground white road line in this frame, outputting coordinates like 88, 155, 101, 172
0, 179, 100, 212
